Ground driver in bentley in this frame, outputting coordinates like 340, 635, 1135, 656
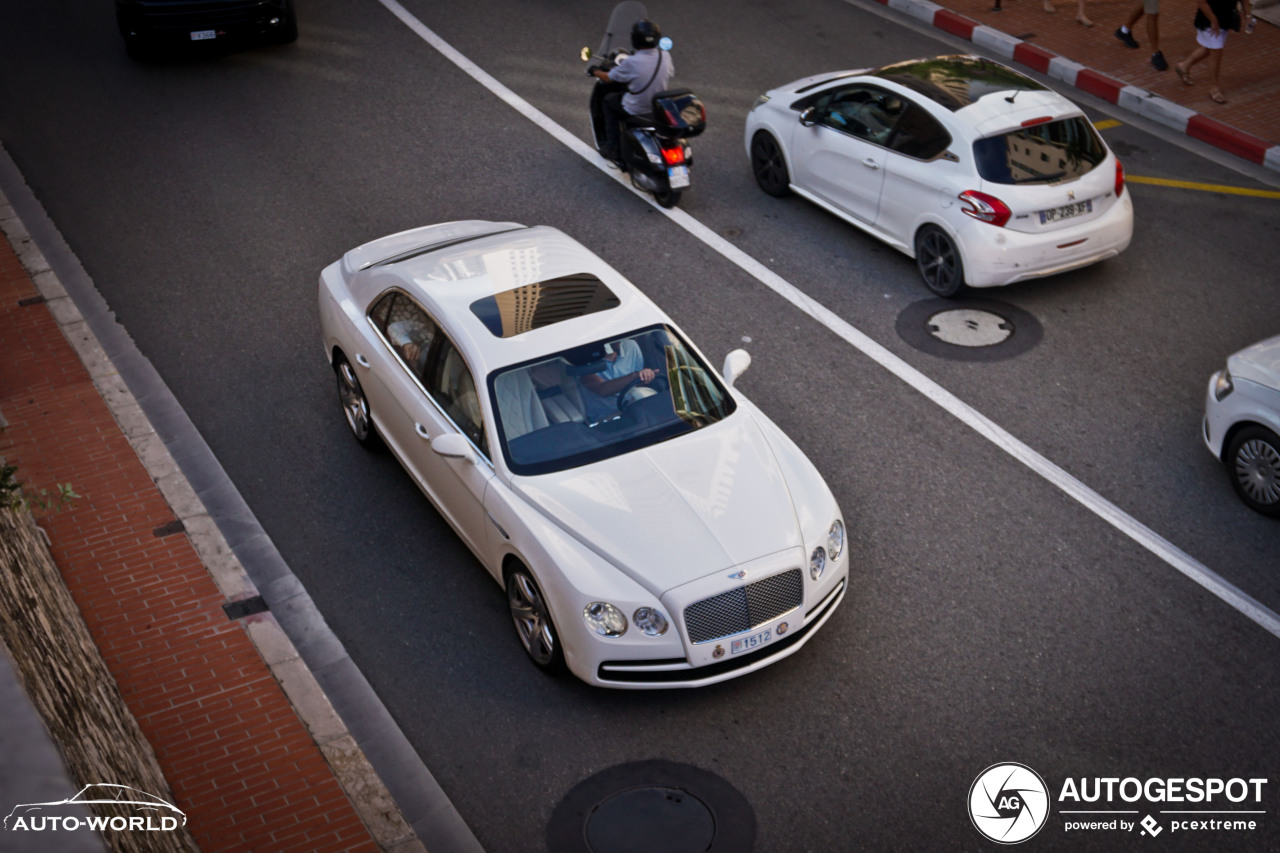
580, 338, 658, 421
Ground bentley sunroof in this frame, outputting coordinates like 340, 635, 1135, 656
471, 274, 620, 339
870, 55, 1048, 112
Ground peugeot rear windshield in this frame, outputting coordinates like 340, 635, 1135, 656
973, 117, 1106, 185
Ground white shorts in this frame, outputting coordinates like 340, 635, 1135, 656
1196, 27, 1228, 49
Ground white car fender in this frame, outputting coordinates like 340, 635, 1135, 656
482, 476, 660, 612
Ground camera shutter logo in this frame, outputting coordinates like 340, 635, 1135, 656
969, 763, 1049, 844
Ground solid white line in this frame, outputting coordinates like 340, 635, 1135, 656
375, 0, 1280, 641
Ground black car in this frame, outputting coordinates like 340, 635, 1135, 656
116, 0, 297, 57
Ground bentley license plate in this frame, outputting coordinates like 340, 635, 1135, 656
191, 29, 217, 40
731, 628, 772, 655
1040, 200, 1091, 224
668, 165, 690, 189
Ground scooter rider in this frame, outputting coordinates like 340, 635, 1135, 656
590, 19, 673, 163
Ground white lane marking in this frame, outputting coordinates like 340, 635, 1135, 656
375, 0, 1280, 641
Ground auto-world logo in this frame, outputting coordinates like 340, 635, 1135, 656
969, 763, 1050, 844
3, 784, 185, 833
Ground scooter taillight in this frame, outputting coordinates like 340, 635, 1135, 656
660, 143, 686, 166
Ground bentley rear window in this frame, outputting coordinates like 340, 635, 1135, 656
470, 274, 620, 339
972, 117, 1106, 185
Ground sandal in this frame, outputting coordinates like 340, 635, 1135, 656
1210, 88, 1228, 104
1175, 64, 1193, 86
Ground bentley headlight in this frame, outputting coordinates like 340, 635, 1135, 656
752, 94, 771, 110
633, 607, 669, 637
1213, 368, 1234, 402
584, 602, 627, 637
809, 546, 827, 581
827, 519, 845, 562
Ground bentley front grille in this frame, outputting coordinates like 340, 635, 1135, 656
684, 569, 803, 644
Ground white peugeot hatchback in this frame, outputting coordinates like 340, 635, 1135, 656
745, 55, 1134, 297
318, 221, 849, 687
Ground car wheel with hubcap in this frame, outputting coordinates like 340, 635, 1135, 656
1226, 425, 1280, 517
335, 355, 377, 448
751, 132, 791, 197
915, 225, 965, 298
506, 567, 565, 673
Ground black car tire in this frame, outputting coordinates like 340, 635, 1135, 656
750, 131, 791, 198
1225, 425, 1280, 517
915, 225, 966, 298
506, 566, 566, 674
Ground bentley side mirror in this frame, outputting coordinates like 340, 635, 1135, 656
722, 349, 751, 388
431, 432, 476, 464
799, 107, 817, 127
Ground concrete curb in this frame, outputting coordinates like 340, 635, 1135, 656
0, 194, 427, 853
865, 0, 1280, 171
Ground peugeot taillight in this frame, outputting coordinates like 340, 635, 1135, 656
958, 190, 1012, 228
1115, 156, 1126, 197
661, 143, 685, 166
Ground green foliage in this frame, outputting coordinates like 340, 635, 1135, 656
0, 462, 78, 513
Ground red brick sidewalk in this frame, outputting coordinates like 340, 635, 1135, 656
895, 0, 1280, 165
958, 0, 1280, 143
0, 233, 397, 849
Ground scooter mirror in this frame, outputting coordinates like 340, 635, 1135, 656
658, 36, 673, 50
580, 46, 592, 61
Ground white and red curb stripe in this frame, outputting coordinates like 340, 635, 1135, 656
871, 0, 1280, 172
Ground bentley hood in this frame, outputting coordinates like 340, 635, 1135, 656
514, 416, 805, 596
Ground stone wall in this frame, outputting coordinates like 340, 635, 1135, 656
0, 507, 200, 853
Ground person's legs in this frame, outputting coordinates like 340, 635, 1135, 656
1115, 4, 1141, 47
601, 91, 625, 159
1077, 0, 1093, 26
1177, 43, 1208, 82
1207, 46, 1226, 101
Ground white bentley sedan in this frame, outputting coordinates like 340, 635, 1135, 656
318, 222, 849, 688
745, 55, 1133, 297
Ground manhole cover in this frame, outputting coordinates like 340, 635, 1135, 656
586, 786, 714, 853
548, 760, 756, 853
896, 298, 1042, 362
927, 309, 1012, 347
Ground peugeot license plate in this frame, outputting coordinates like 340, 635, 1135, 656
1040, 200, 1091, 224
668, 165, 690, 189
190, 29, 217, 40
731, 628, 772, 655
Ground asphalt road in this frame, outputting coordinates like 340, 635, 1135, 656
1, 0, 1278, 850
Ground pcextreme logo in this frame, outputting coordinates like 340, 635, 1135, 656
3, 784, 186, 833
968, 764, 1271, 844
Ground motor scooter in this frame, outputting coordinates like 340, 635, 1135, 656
581, 1, 706, 208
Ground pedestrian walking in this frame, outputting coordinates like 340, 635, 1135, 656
1115, 0, 1168, 70
1043, 0, 1094, 26
1174, 0, 1252, 103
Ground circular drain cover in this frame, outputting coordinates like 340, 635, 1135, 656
586, 786, 714, 852
927, 308, 1012, 347
548, 760, 756, 853
896, 297, 1042, 362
